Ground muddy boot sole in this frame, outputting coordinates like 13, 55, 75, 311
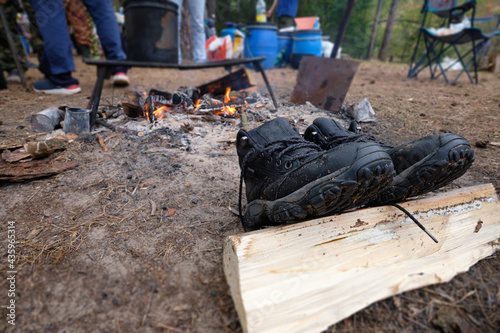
243, 143, 395, 229
372, 133, 475, 205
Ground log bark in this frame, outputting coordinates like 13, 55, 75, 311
223, 184, 500, 333
0, 158, 78, 181
121, 90, 144, 118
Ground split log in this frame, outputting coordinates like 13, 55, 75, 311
196, 67, 257, 96
223, 184, 500, 333
121, 90, 144, 118
149, 89, 182, 106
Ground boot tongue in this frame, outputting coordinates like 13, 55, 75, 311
313, 118, 355, 140
250, 117, 300, 146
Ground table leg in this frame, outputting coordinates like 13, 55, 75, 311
252, 60, 278, 109
88, 65, 107, 131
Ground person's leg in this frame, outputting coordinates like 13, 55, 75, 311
28, 0, 79, 88
64, 0, 94, 55
1, 4, 28, 74
187, 0, 206, 63
82, 0, 127, 74
23, 0, 44, 66
277, 15, 295, 30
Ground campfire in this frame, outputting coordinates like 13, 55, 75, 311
121, 68, 259, 125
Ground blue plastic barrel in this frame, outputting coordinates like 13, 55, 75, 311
277, 32, 294, 64
291, 29, 322, 69
244, 22, 278, 69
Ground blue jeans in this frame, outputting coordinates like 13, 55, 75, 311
29, 0, 127, 86
171, 0, 207, 63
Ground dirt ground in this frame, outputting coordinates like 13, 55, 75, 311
0, 55, 499, 333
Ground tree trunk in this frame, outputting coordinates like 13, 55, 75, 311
366, 0, 384, 60
206, 0, 215, 20
378, 0, 399, 62
331, 0, 356, 58
180, 1, 193, 61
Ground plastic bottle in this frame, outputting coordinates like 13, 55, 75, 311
256, 0, 266, 22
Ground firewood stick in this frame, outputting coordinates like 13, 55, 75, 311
96, 134, 108, 152
241, 110, 249, 130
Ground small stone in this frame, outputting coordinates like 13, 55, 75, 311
475, 140, 489, 148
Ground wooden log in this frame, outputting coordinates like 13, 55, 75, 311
223, 184, 500, 333
196, 67, 257, 96
121, 89, 144, 118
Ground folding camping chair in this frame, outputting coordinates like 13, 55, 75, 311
408, 0, 500, 84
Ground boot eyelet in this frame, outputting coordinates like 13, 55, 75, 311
258, 152, 264, 158
285, 161, 293, 169
267, 156, 273, 163
240, 136, 248, 147
276, 160, 282, 167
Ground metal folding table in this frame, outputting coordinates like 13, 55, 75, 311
83, 57, 278, 130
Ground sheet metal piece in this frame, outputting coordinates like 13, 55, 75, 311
291, 56, 359, 112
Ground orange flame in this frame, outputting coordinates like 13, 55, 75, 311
136, 86, 247, 120
143, 97, 152, 122
153, 105, 171, 118
224, 87, 231, 103
217, 105, 237, 117
194, 98, 201, 112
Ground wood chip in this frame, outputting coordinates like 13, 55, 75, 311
150, 199, 157, 216
96, 134, 108, 152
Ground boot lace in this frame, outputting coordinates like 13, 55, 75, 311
324, 131, 393, 150
238, 138, 322, 230
320, 121, 392, 149
390, 203, 438, 243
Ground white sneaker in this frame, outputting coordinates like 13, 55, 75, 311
112, 72, 130, 86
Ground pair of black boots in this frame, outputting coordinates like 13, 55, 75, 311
236, 117, 474, 230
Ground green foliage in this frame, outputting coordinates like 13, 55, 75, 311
212, 0, 500, 63
297, 0, 377, 58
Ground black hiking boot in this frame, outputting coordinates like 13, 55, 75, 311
304, 117, 475, 206
237, 117, 395, 230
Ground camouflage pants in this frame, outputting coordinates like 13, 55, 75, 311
0, 1, 43, 72
63, 0, 98, 57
